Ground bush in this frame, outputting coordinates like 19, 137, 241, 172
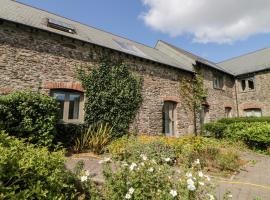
102, 155, 215, 200
218, 117, 270, 124
73, 123, 112, 154
0, 91, 58, 147
0, 131, 78, 199
203, 122, 227, 138
108, 135, 242, 173
79, 58, 142, 138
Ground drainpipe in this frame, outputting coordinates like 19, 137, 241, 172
234, 79, 240, 117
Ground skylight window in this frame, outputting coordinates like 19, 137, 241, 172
47, 18, 76, 34
113, 39, 146, 57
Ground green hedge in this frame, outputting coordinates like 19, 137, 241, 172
0, 91, 58, 147
203, 118, 270, 149
218, 117, 270, 124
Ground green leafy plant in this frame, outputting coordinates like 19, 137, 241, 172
73, 123, 112, 154
79, 58, 142, 138
203, 122, 227, 138
0, 90, 58, 147
0, 131, 78, 199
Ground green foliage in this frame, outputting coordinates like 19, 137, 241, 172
0, 131, 78, 199
203, 122, 227, 138
216, 150, 241, 171
0, 91, 58, 147
79, 58, 142, 138
204, 118, 270, 150
102, 154, 215, 200
73, 123, 112, 154
108, 135, 242, 173
218, 117, 270, 124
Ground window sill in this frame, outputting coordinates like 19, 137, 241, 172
239, 89, 255, 93
213, 87, 225, 91
57, 120, 84, 125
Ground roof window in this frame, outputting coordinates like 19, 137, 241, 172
47, 18, 76, 34
113, 39, 146, 57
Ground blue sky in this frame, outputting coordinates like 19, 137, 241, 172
17, 0, 270, 62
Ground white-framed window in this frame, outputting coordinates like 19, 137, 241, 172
244, 108, 262, 117
213, 73, 224, 89
225, 107, 232, 118
51, 90, 84, 123
240, 77, 255, 92
163, 101, 177, 136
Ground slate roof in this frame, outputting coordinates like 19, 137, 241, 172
0, 0, 193, 72
156, 41, 233, 75
218, 48, 270, 76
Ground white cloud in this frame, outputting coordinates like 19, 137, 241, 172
140, 0, 270, 44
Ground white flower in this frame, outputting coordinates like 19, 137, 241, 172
186, 172, 192, 177
122, 162, 129, 167
170, 189, 177, 197
148, 167, 154, 172
187, 178, 194, 185
80, 175, 88, 182
164, 157, 171, 162
151, 159, 157, 164
140, 162, 145, 166
207, 193, 215, 200
99, 157, 111, 164
128, 187, 135, 194
199, 181, 205, 186
228, 194, 233, 198
205, 175, 211, 181
85, 170, 90, 176
187, 183, 196, 191
125, 193, 132, 199
140, 154, 148, 161
194, 159, 200, 165
198, 171, 204, 177
129, 163, 137, 171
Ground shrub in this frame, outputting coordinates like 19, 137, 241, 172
216, 150, 241, 171
203, 122, 227, 138
0, 91, 58, 147
218, 117, 270, 124
0, 131, 78, 199
102, 155, 215, 200
79, 58, 142, 138
73, 123, 112, 154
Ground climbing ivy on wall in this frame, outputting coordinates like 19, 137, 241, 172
179, 66, 208, 135
78, 57, 142, 138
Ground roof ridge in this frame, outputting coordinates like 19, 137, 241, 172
14, 0, 156, 50
218, 47, 270, 64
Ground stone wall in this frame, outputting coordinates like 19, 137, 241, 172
0, 21, 195, 136
236, 71, 270, 117
202, 67, 237, 121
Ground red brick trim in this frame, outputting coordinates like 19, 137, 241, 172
0, 87, 13, 94
224, 104, 233, 108
43, 81, 84, 92
239, 102, 263, 110
162, 96, 180, 103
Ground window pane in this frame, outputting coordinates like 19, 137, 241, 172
241, 80, 246, 91
68, 94, 80, 119
163, 102, 176, 136
248, 79, 254, 90
53, 93, 65, 119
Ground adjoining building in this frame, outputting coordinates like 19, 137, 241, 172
0, 0, 268, 136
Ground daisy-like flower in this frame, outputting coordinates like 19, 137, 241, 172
140, 162, 145, 166
186, 172, 192, 177
170, 189, 177, 197
129, 163, 137, 171
128, 187, 135, 194
164, 157, 171, 162
125, 193, 131, 199
194, 159, 200, 165
228, 194, 233, 198
207, 193, 215, 200
205, 175, 211, 181
85, 170, 90, 176
140, 154, 148, 161
148, 167, 154, 172
80, 175, 88, 182
199, 182, 205, 186
187, 183, 196, 191
187, 178, 194, 185
198, 171, 204, 177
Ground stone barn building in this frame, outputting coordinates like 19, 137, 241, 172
0, 0, 269, 136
